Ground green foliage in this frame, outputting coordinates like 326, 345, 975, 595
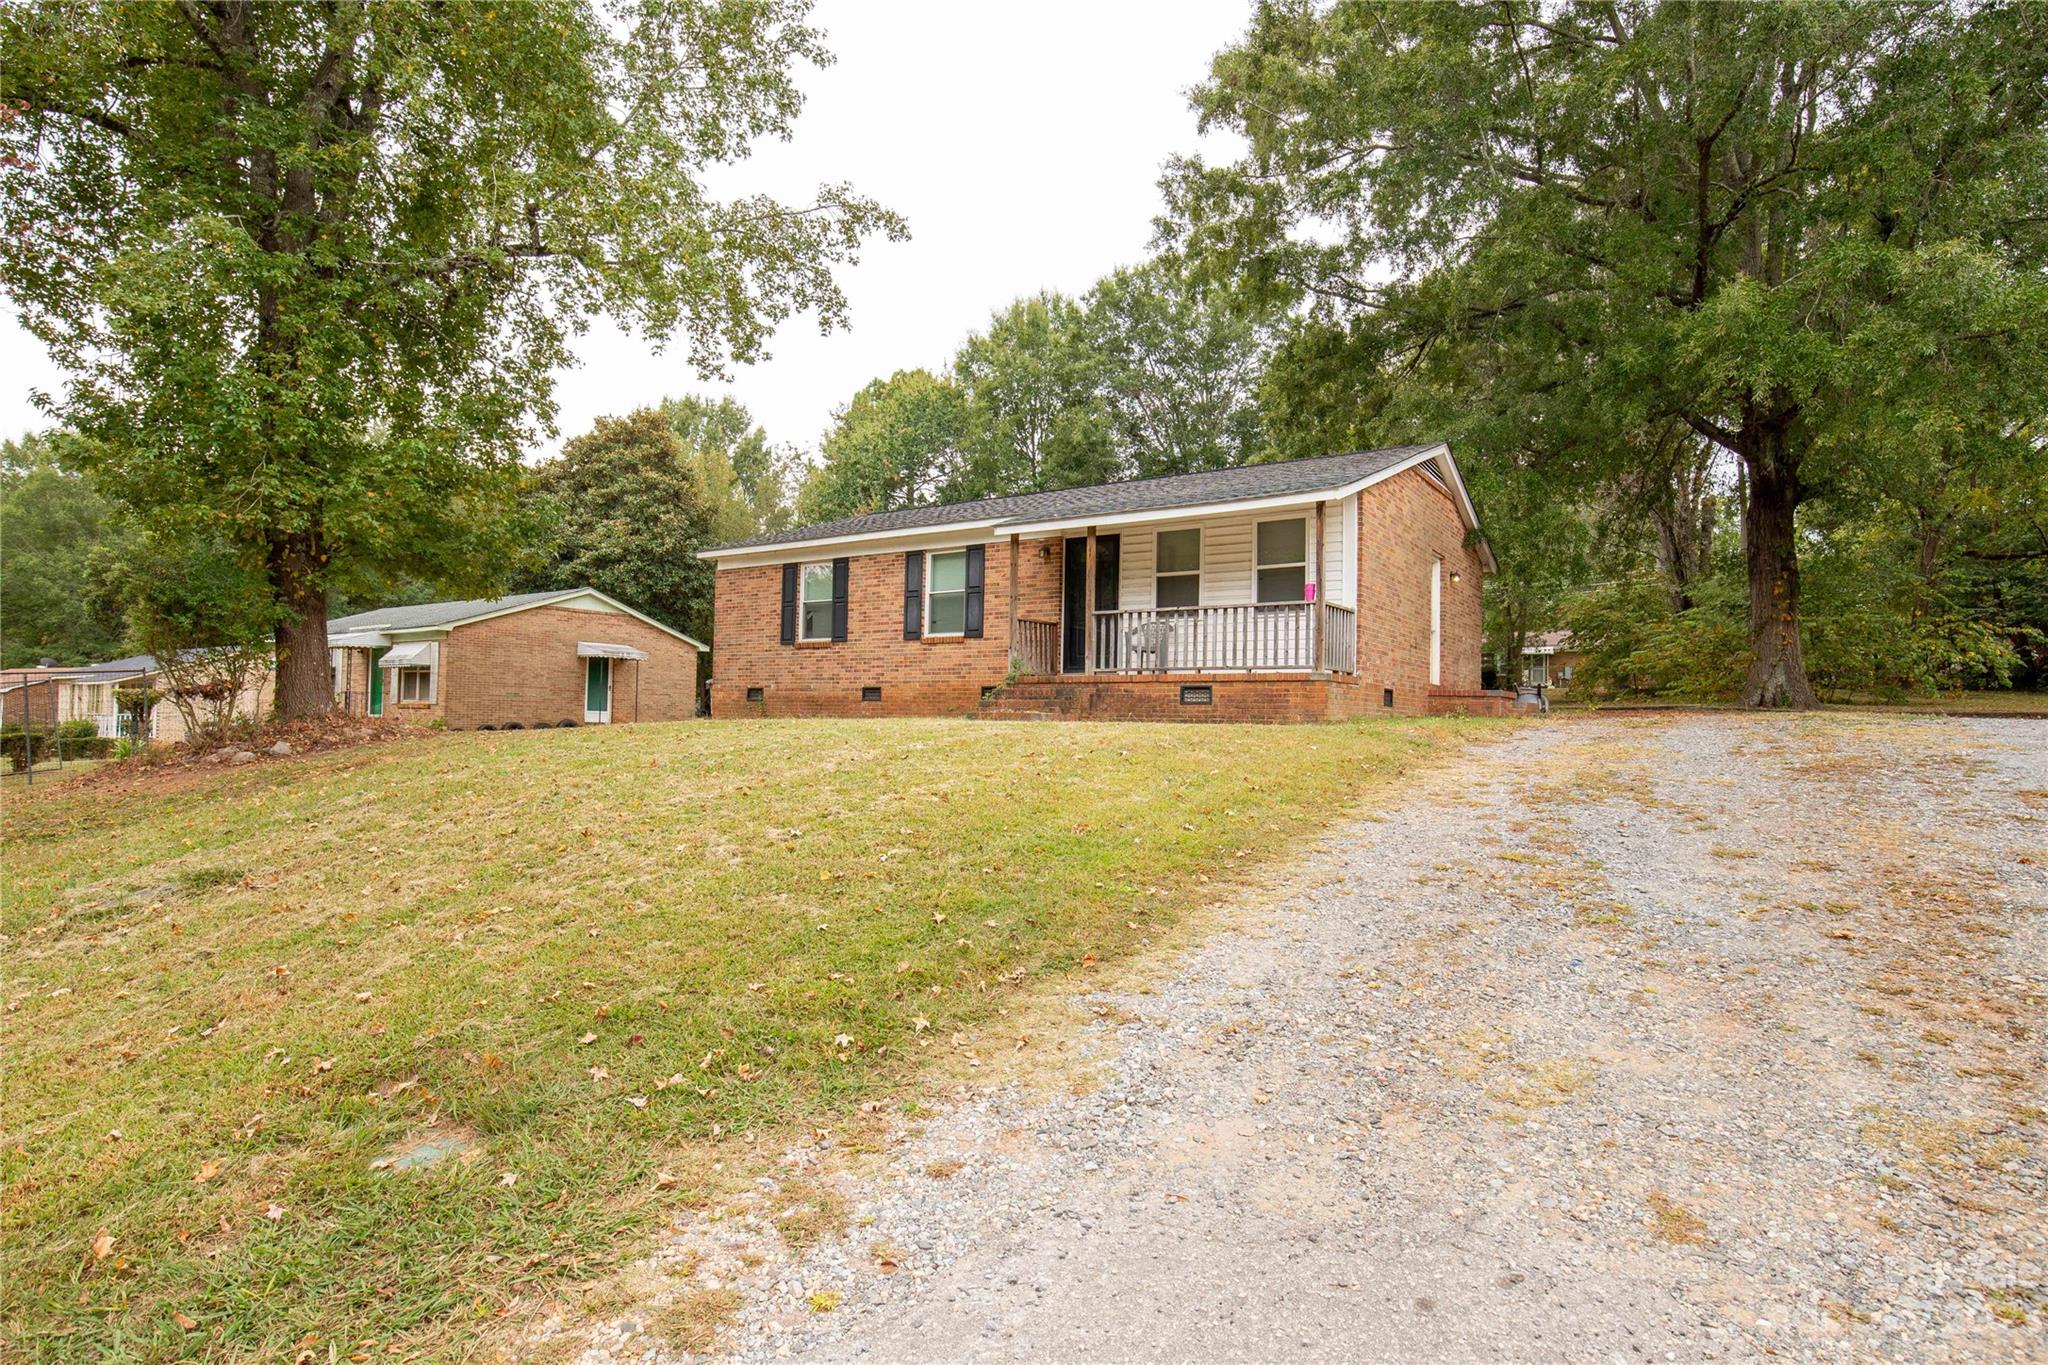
517, 410, 719, 642
0, 433, 133, 666
660, 395, 799, 543
803, 263, 1275, 519
1080, 260, 1267, 478
953, 293, 1118, 496
799, 369, 969, 522
1165, 0, 2048, 706
2, 0, 903, 710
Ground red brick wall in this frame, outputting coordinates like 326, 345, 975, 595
442, 606, 698, 728
709, 537, 1063, 717
334, 606, 700, 728
986, 675, 1382, 723
1353, 468, 1488, 716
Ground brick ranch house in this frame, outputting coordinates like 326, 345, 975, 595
700, 445, 1501, 722
326, 588, 705, 729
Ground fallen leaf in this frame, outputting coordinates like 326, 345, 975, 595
194, 1160, 222, 1184
833, 1033, 854, 1048
91, 1228, 115, 1261
588, 1065, 610, 1082
654, 1170, 680, 1190
262, 1203, 285, 1221
498, 1172, 517, 1188
173, 1311, 199, 1330
625, 1096, 647, 1109
578, 1032, 597, 1045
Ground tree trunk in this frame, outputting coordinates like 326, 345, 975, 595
270, 530, 333, 720
1739, 434, 1818, 709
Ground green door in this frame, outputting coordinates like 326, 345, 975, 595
584, 657, 610, 723
368, 647, 387, 716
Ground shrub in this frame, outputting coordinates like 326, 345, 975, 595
56, 718, 100, 741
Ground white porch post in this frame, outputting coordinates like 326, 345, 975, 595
1312, 499, 1327, 676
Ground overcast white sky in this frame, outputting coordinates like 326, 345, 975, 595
0, 0, 1253, 463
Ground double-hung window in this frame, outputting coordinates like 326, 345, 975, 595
925, 549, 968, 635
1255, 519, 1308, 603
799, 562, 836, 641
397, 667, 433, 703
1155, 529, 1200, 608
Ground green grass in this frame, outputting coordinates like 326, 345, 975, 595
1, 717, 1467, 1359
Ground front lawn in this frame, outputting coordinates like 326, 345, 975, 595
1, 717, 1466, 1359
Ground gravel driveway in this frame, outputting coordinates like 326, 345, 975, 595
583, 713, 2046, 1362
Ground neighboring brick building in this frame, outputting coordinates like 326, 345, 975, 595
1520, 629, 1586, 692
701, 445, 1500, 722
327, 589, 705, 730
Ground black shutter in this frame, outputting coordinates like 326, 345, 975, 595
964, 543, 985, 638
780, 564, 797, 645
831, 557, 849, 642
903, 551, 923, 640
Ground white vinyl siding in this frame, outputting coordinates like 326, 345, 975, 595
1331, 495, 1355, 605
1118, 501, 1354, 610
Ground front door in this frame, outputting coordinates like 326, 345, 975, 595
584, 657, 612, 724
1060, 534, 1120, 673
368, 647, 387, 716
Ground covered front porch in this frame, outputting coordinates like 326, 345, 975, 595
1001, 494, 1360, 680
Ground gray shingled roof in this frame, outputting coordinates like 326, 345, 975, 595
326, 590, 574, 634
710, 446, 1439, 553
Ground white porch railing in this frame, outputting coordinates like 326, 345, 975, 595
1091, 603, 1357, 674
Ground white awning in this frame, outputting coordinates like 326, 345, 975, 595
328, 631, 391, 649
577, 641, 648, 661
379, 642, 432, 670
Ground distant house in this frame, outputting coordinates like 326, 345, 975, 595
1520, 630, 1584, 690
2, 655, 272, 742
326, 588, 706, 729
698, 445, 1499, 721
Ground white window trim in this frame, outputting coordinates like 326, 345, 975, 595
1253, 516, 1310, 605
798, 561, 836, 642
396, 665, 435, 704
1154, 527, 1201, 610
923, 548, 968, 638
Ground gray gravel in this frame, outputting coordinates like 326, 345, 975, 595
569, 713, 2046, 1363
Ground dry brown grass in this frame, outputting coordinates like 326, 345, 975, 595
648, 1287, 745, 1353
1645, 1189, 1708, 1245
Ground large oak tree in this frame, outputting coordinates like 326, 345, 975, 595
1166, 0, 2047, 706
2, 0, 903, 716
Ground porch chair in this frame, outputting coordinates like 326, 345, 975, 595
1126, 618, 1177, 674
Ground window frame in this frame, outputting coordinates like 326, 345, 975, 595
1154, 527, 1201, 610
798, 561, 836, 642
1253, 517, 1310, 605
396, 665, 434, 704
923, 548, 969, 637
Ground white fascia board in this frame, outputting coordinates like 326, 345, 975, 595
705, 522, 1005, 570
326, 630, 392, 648
998, 489, 1345, 537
